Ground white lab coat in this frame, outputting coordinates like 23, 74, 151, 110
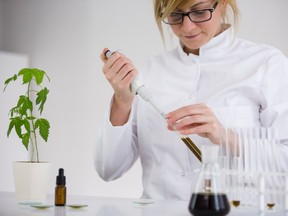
94, 27, 288, 201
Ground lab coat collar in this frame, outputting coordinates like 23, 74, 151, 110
177, 25, 234, 63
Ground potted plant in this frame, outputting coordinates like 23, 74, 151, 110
4, 68, 51, 201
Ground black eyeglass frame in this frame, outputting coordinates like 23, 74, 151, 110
162, 0, 219, 25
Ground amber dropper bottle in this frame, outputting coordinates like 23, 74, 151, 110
55, 168, 66, 206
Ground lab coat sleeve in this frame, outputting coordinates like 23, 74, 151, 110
94, 97, 139, 181
259, 50, 288, 172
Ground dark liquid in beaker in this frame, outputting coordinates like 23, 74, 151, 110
189, 193, 230, 216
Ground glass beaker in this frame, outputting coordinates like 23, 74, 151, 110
189, 144, 230, 216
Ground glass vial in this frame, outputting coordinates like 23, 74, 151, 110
189, 144, 230, 216
55, 168, 66, 206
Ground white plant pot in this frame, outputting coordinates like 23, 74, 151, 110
13, 161, 51, 202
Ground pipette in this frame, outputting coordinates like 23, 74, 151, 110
104, 50, 202, 162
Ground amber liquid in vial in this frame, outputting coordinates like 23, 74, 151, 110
232, 200, 240, 207
267, 203, 275, 209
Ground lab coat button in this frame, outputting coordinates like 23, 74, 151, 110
181, 171, 185, 176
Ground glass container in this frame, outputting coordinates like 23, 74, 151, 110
189, 144, 230, 216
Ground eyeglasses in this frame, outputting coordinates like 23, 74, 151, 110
162, 0, 219, 25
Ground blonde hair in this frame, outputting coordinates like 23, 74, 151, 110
154, 0, 239, 40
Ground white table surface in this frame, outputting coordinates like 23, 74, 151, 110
0, 191, 286, 216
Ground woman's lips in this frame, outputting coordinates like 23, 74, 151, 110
184, 33, 200, 40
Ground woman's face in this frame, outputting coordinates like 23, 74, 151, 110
169, 0, 226, 55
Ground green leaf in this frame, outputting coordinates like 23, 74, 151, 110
32, 68, 45, 85
23, 119, 31, 133
36, 87, 49, 114
7, 120, 15, 137
14, 118, 23, 139
3, 74, 17, 91
4, 74, 18, 85
17, 95, 33, 116
7, 117, 23, 139
22, 132, 30, 150
8, 106, 20, 118
18, 68, 33, 84
35, 118, 50, 142
26, 116, 36, 121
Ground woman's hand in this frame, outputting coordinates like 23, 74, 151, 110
100, 48, 138, 125
165, 103, 224, 144
100, 48, 137, 106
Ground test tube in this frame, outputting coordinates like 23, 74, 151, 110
148, 96, 201, 162
258, 174, 266, 213
104, 50, 201, 162
285, 175, 288, 211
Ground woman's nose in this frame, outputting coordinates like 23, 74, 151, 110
181, 16, 197, 32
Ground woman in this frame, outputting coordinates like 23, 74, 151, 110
95, 0, 288, 200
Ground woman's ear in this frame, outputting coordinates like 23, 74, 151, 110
218, 0, 227, 8
220, 0, 228, 4
220, 0, 228, 12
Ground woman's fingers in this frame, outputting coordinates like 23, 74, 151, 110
166, 103, 223, 144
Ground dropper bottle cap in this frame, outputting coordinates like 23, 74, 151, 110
56, 168, 66, 186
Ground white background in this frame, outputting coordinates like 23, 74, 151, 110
0, 0, 287, 198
